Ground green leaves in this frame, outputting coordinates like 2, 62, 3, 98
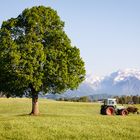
0, 6, 86, 97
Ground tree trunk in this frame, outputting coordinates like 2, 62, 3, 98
30, 94, 39, 115
29, 85, 39, 115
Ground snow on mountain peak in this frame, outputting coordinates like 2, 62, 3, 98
85, 74, 104, 85
85, 69, 140, 95
114, 68, 140, 82
86, 69, 140, 85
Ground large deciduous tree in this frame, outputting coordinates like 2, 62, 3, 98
0, 6, 86, 115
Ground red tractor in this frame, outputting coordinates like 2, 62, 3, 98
100, 98, 128, 116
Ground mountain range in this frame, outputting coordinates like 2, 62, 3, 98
45, 69, 140, 99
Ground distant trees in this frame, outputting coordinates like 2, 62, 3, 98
78, 96, 89, 102
58, 95, 140, 104
132, 96, 139, 104
57, 96, 90, 102
115, 95, 140, 104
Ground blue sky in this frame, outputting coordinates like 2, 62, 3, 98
0, 0, 140, 77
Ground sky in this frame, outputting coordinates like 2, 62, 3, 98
0, 0, 140, 77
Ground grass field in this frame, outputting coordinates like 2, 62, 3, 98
0, 98, 140, 140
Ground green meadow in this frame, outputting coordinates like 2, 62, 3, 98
0, 98, 140, 140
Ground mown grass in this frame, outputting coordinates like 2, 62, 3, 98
0, 98, 140, 140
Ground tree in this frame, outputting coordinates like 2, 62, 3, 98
0, 6, 86, 115
132, 95, 139, 104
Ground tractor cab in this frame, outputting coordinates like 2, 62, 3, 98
104, 98, 117, 106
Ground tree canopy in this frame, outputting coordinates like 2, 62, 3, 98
0, 6, 85, 115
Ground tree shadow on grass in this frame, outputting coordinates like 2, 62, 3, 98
16, 114, 30, 117
16, 113, 61, 117
15, 113, 83, 118
16, 113, 70, 118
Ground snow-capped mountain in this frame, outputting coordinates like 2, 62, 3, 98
87, 68, 140, 96
45, 69, 140, 99
85, 74, 104, 90
65, 68, 140, 96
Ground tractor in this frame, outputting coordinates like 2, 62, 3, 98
100, 98, 128, 116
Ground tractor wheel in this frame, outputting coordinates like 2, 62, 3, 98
106, 107, 115, 115
100, 108, 106, 115
120, 109, 128, 116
